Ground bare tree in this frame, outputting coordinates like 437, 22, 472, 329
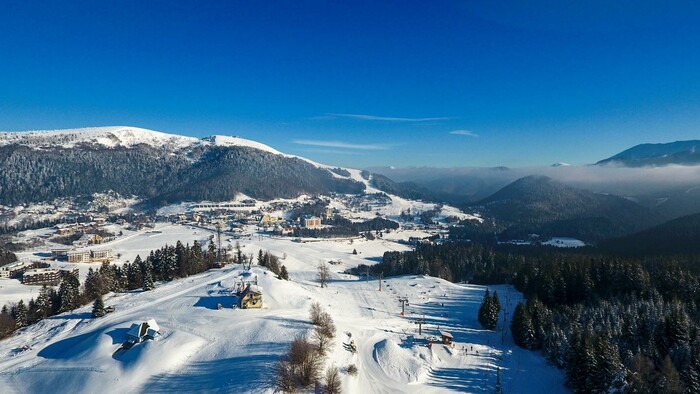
310, 302, 323, 325
314, 326, 331, 355
323, 366, 342, 394
317, 262, 330, 288
317, 312, 336, 338
289, 334, 321, 387
273, 359, 296, 393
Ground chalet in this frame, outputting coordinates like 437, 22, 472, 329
302, 215, 322, 229
126, 319, 161, 344
239, 284, 263, 309
258, 215, 280, 226
439, 330, 453, 345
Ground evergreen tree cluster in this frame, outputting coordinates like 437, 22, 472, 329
477, 289, 501, 330
0, 144, 364, 206
0, 239, 223, 340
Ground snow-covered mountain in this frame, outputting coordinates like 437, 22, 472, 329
0, 126, 365, 205
597, 140, 700, 167
0, 126, 282, 154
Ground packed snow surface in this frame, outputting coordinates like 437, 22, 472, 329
0, 223, 565, 393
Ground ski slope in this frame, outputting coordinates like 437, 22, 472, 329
0, 225, 566, 393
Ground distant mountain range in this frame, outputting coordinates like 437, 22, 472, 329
472, 175, 662, 242
597, 140, 700, 167
0, 127, 364, 206
601, 212, 700, 256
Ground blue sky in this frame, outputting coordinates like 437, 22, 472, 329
1, 1, 699, 167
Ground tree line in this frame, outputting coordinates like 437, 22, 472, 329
0, 240, 225, 339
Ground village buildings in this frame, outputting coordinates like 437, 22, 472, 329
0, 261, 28, 279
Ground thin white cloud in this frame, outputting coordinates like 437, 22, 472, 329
326, 113, 452, 122
449, 130, 479, 137
301, 149, 366, 156
292, 139, 391, 150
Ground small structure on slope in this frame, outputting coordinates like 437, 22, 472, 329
239, 284, 263, 309
126, 319, 161, 345
439, 330, 453, 345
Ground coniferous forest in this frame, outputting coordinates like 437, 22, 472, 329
353, 242, 700, 392
0, 241, 234, 340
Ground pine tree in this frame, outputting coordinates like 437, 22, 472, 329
143, 269, 155, 291
58, 272, 81, 312
142, 259, 155, 290
84, 267, 103, 300
489, 291, 502, 329
279, 265, 290, 280
35, 285, 53, 320
593, 333, 624, 393
14, 300, 27, 328
511, 303, 536, 349
0, 305, 15, 337
99, 261, 116, 292
92, 295, 106, 318
478, 289, 498, 330
258, 249, 266, 267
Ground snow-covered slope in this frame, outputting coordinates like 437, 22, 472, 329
0, 126, 197, 149
0, 126, 283, 155
0, 224, 565, 393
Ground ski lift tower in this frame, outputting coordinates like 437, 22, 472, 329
399, 297, 409, 316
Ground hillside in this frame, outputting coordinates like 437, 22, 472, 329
601, 212, 700, 256
473, 175, 661, 242
597, 140, 700, 167
0, 223, 565, 393
0, 127, 364, 206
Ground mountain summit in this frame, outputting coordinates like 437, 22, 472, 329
0, 127, 364, 206
475, 175, 661, 242
597, 140, 700, 167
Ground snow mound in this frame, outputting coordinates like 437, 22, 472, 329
372, 338, 427, 384
19, 326, 207, 393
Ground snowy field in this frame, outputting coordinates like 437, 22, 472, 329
0, 223, 566, 393
542, 237, 586, 248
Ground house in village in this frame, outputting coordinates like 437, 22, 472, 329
301, 215, 322, 229
126, 319, 161, 344
239, 284, 263, 309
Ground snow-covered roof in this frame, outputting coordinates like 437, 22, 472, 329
242, 284, 263, 296
127, 319, 160, 339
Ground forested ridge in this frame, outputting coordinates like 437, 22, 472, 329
0, 144, 363, 206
